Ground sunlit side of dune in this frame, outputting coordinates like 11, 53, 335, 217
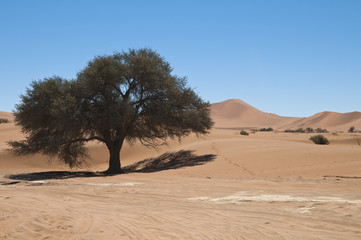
211, 99, 361, 132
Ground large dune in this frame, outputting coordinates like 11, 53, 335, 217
281, 111, 361, 132
211, 99, 361, 132
1, 103, 361, 239
211, 99, 301, 129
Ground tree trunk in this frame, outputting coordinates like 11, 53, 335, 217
105, 140, 124, 174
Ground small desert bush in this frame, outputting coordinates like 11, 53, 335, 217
240, 130, 249, 136
306, 127, 314, 133
315, 128, 328, 133
285, 128, 306, 133
0, 118, 9, 123
348, 126, 355, 133
258, 127, 273, 132
296, 128, 305, 133
309, 135, 329, 145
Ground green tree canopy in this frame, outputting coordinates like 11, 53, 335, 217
9, 48, 213, 173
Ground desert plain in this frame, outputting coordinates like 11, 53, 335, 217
1, 99, 361, 239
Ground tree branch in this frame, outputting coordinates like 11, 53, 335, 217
68, 136, 105, 144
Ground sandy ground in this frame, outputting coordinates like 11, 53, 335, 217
1, 123, 361, 239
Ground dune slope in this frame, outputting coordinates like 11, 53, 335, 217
281, 111, 361, 131
210, 99, 300, 129
211, 99, 361, 131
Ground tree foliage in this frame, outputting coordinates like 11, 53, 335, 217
9, 48, 213, 173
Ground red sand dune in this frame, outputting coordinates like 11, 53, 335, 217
210, 99, 301, 129
211, 99, 361, 131
281, 111, 361, 132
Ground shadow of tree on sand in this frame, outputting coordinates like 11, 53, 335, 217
7, 150, 216, 181
122, 150, 216, 173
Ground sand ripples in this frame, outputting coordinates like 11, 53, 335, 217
1, 177, 361, 239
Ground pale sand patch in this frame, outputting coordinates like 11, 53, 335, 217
188, 191, 361, 204
85, 182, 141, 187
29, 180, 48, 184
295, 207, 315, 213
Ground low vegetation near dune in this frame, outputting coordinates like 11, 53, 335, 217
240, 130, 249, 136
348, 126, 361, 133
285, 127, 328, 133
0, 118, 9, 123
285, 128, 306, 133
258, 127, 273, 132
309, 135, 329, 145
315, 128, 329, 133
306, 127, 313, 133
8, 48, 213, 173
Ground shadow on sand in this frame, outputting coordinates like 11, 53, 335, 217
7, 150, 216, 181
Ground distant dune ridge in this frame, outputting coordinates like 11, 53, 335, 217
1, 99, 360, 131
210, 99, 301, 129
281, 111, 361, 131
210, 99, 361, 131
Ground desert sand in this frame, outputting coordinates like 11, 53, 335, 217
1, 100, 361, 239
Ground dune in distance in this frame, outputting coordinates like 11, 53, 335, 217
2, 98, 361, 131
211, 99, 302, 129
1, 99, 361, 239
0, 111, 14, 121
211, 99, 361, 132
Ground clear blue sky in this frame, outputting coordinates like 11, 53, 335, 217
1, 0, 360, 117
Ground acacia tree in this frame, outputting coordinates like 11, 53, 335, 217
9, 48, 213, 173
